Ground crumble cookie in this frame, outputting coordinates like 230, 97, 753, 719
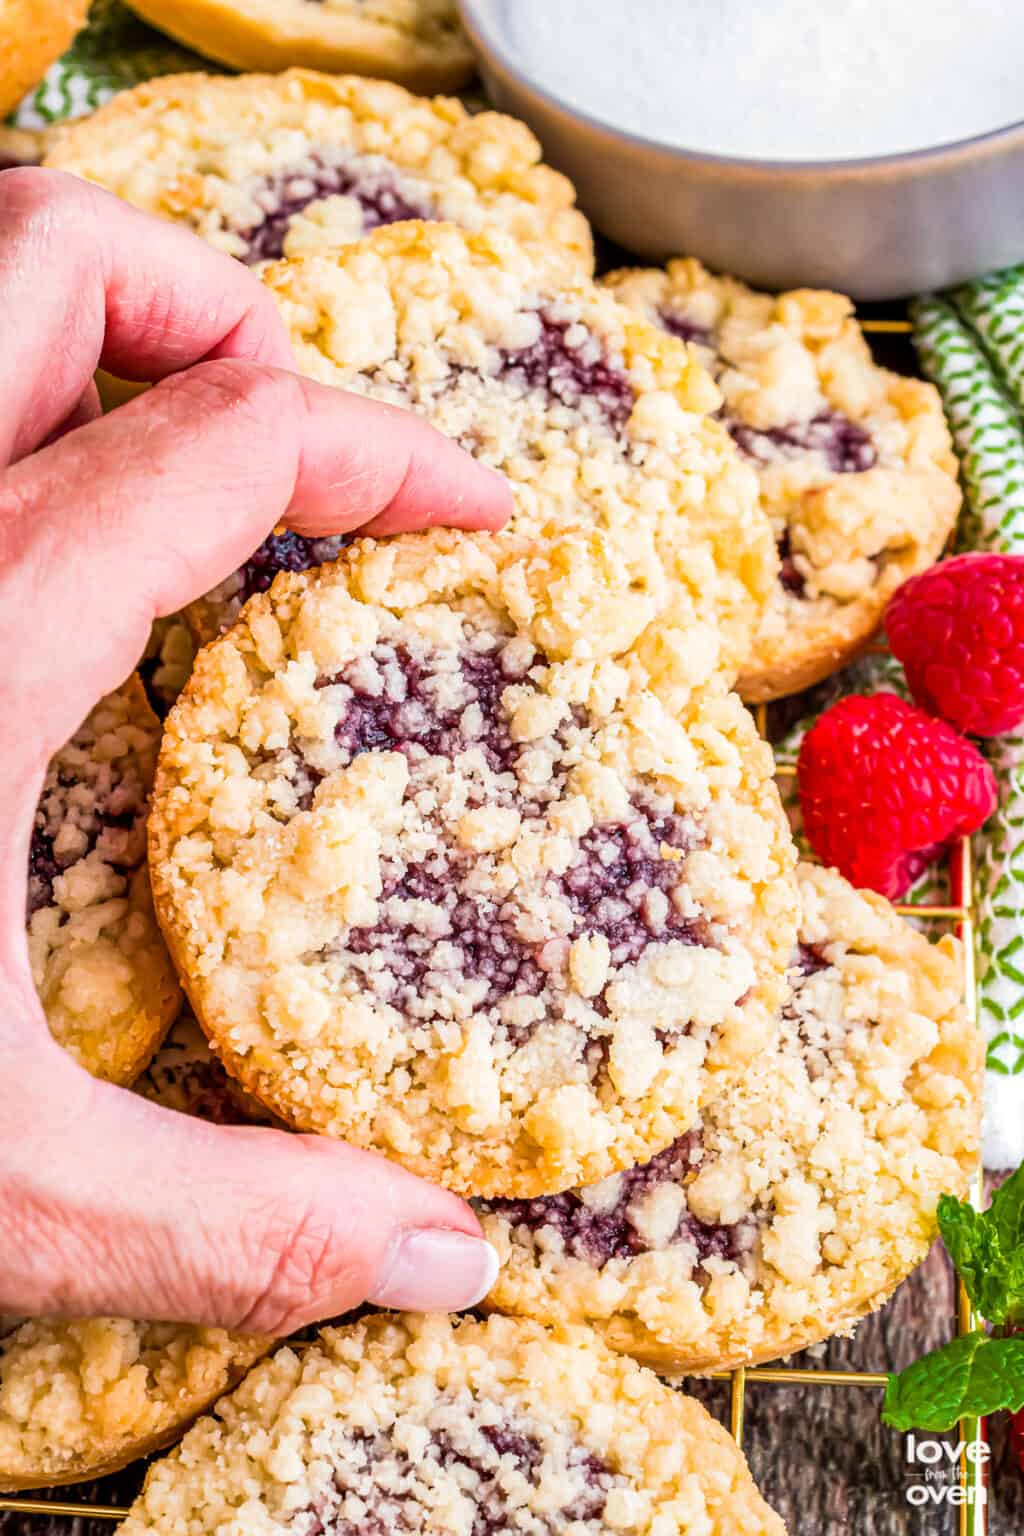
0, 0, 90, 119
602, 259, 961, 702
478, 863, 982, 1371
257, 221, 775, 678
0, 1318, 270, 1491
44, 70, 591, 277
28, 675, 181, 1085
121, 0, 474, 92
149, 558, 797, 1196
120, 1313, 786, 1535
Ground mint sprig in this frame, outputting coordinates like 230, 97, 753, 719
882, 1162, 1024, 1432
883, 1331, 1024, 1432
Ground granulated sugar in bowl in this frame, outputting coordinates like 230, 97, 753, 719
495, 0, 1023, 162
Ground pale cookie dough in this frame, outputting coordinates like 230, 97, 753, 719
27, 675, 181, 1085
186, 528, 354, 646
149, 556, 797, 1196
44, 70, 591, 276
603, 259, 961, 702
478, 863, 982, 1371
254, 221, 775, 681
0, 0, 89, 119
122, 0, 475, 93
120, 1313, 786, 1535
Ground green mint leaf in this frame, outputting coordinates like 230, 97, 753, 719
883, 1331, 1024, 1432
938, 1168, 1024, 1325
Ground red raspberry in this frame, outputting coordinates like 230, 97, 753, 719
887, 553, 1024, 736
797, 693, 997, 898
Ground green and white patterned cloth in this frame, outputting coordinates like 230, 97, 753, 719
912, 285, 1024, 1168
7, 0, 202, 131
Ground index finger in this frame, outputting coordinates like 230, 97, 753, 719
0, 168, 296, 465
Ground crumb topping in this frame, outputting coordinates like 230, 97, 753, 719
119, 1314, 785, 1535
44, 71, 592, 277
261, 221, 776, 679
150, 559, 796, 1195
603, 259, 961, 700
480, 862, 982, 1369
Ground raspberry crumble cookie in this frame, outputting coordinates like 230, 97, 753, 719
123, 0, 474, 93
149, 557, 797, 1196
603, 259, 961, 702
119, 1313, 786, 1535
44, 71, 591, 275
242, 221, 775, 681
28, 675, 181, 1085
478, 863, 982, 1371
0, 0, 90, 119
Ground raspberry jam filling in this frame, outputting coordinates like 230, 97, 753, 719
481, 1131, 757, 1271
293, 630, 714, 1053
657, 309, 715, 348
307, 1413, 621, 1535
728, 412, 877, 475
238, 531, 352, 604
238, 154, 435, 263
496, 309, 635, 434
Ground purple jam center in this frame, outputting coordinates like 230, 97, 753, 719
303, 1418, 615, 1535
27, 796, 137, 920
497, 311, 635, 434
657, 309, 714, 348
332, 643, 522, 775
795, 942, 830, 977
239, 157, 435, 264
564, 816, 706, 966
239, 530, 353, 604
727, 410, 877, 475
315, 640, 712, 1044
482, 1130, 752, 1269
777, 529, 806, 598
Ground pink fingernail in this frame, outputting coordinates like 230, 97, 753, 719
370, 1230, 499, 1312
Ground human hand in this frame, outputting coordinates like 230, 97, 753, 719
0, 170, 511, 1334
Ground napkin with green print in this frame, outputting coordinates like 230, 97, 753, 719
5, 0, 203, 132
913, 285, 1024, 1169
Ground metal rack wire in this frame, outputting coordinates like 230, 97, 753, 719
0, 317, 989, 1533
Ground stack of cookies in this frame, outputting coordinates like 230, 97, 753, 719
0, 52, 981, 1536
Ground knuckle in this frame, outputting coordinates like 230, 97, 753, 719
152, 357, 295, 425
236, 1203, 364, 1335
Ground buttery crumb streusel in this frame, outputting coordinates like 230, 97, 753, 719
27, 675, 181, 1085
243, 222, 775, 685
603, 259, 961, 702
119, 1314, 786, 1534
149, 556, 797, 1196
44, 70, 591, 276
478, 863, 982, 1370
121, 0, 476, 92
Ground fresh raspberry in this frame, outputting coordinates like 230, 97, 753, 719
887, 553, 1024, 736
797, 693, 997, 898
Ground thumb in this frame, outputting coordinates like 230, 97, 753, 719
3, 1037, 497, 1334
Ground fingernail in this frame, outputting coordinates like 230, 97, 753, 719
370, 1230, 500, 1313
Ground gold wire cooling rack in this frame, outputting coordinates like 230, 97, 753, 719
0, 317, 990, 1535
